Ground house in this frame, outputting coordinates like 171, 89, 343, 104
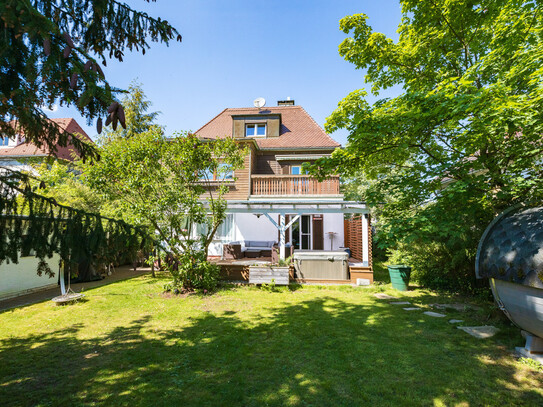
0, 118, 91, 301
0, 118, 92, 173
195, 99, 372, 284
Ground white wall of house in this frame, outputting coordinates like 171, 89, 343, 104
0, 159, 34, 174
323, 212, 345, 251
0, 254, 60, 300
234, 213, 278, 244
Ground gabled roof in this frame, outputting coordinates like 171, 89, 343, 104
195, 106, 340, 150
0, 118, 92, 161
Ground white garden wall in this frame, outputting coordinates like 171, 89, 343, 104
0, 254, 60, 300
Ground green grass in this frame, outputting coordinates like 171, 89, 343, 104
1, 273, 542, 406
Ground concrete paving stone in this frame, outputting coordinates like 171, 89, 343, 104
457, 326, 499, 339
390, 301, 411, 305
403, 307, 420, 311
449, 319, 464, 324
430, 303, 480, 312
374, 293, 399, 300
423, 311, 447, 318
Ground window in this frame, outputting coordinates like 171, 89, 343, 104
218, 163, 233, 180
216, 214, 234, 240
195, 214, 234, 241
1, 136, 10, 146
199, 164, 234, 181
291, 165, 309, 175
199, 168, 214, 181
245, 123, 266, 137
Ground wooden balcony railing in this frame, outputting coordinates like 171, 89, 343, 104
251, 175, 340, 196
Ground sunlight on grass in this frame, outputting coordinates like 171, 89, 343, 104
1, 274, 542, 406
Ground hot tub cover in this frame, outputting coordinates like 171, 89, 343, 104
476, 205, 543, 289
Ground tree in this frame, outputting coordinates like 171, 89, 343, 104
98, 80, 160, 144
85, 130, 247, 291
0, 0, 181, 160
317, 1, 543, 292
0, 167, 150, 281
30, 160, 104, 213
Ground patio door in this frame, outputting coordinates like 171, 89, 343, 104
291, 215, 312, 250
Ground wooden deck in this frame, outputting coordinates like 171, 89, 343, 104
210, 257, 373, 285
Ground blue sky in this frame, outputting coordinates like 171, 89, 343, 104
47, 0, 403, 146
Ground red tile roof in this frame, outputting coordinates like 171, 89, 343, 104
195, 106, 340, 150
0, 118, 92, 161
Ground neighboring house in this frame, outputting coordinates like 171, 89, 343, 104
195, 99, 372, 282
0, 118, 91, 301
0, 118, 92, 173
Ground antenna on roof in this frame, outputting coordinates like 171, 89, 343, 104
253, 97, 266, 109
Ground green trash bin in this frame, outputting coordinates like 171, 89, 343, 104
387, 265, 412, 291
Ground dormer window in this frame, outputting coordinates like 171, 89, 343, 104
245, 123, 266, 137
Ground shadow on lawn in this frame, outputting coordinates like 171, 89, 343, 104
0, 295, 541, 406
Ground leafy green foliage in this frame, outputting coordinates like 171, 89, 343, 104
30, 160, 104, 213
86, 130, 247, 291
0, 169, 149, 277
0, 0, 181, 159
317, 1, 543, 293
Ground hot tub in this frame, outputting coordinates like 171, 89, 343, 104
293, 250, 349, 280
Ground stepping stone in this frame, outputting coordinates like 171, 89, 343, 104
424, 311, 446, 318
457, 326, 499, 339
390, 301, 411, 305
430, 303, 479, 312
374, 293, 398, 300
403, 307, 420, 311
449, 319, 464, 324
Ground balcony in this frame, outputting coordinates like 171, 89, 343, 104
251, 175, 340, 196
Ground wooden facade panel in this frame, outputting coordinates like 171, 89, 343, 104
350, 269, 374, 284
344, 216, 363, 262
223, 146, 252, 200
255, 154, 282, 175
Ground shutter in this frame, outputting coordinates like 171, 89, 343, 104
312, 215, 324, 250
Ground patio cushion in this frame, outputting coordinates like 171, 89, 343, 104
245, 240, 275, 248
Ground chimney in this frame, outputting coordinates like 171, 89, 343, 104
277, 97, 295, 106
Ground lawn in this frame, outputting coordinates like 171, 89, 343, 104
1, 273, 542, 406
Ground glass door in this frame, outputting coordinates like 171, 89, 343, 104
290, 215, 312, 250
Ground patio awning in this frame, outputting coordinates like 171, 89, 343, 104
219, 199, 369, 215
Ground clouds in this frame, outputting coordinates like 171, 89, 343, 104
41, 104, 59, 113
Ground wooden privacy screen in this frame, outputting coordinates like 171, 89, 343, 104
343, 215, 372, 265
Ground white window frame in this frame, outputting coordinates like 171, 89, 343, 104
289, 214, 312, 250
245, 123, 266, 138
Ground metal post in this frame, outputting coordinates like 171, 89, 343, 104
362, 214, 369, 267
